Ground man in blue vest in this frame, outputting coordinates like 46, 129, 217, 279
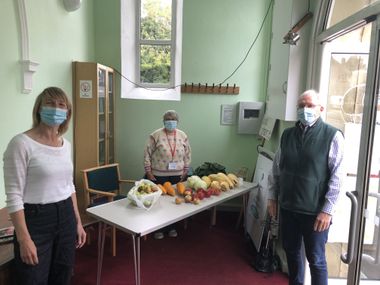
267, 90, 345, 285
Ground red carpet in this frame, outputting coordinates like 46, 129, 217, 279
72, 210, 288, 285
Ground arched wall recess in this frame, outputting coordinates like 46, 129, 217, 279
17, 0, 39, 94
63, 0, 81, 12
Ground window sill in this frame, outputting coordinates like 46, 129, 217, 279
121, 86, 181, 101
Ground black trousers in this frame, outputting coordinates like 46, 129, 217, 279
145, 175, 181, 233
144, 174, 182, 185
13, 197, 77, 285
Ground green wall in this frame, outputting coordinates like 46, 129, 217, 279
0, 0, 275, 208
0, 0, 95, 207
95, 0, 273, 182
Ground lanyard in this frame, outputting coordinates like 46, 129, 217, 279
165, 129, 176, 160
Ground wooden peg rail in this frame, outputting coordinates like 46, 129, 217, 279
181, 83, 239, 95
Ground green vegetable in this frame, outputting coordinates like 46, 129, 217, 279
194, 162, 226, 177
187, 175, 207, 190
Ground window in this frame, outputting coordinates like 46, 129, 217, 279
326, 0, 379, 28
139, 0, 173, 87
121, 0, 183, 100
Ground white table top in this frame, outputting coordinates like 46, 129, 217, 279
86, 181, 257, 236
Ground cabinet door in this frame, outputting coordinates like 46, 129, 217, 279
98, 68, 106, 165
107, 71, 115, 164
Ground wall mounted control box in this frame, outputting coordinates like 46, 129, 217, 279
237, 101, 265, 134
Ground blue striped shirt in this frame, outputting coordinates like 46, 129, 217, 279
268, 126, 345, 215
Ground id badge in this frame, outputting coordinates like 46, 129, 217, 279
168, 162, 177, 170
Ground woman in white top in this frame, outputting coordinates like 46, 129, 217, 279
3, 87, 86, 285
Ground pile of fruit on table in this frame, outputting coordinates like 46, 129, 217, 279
157, 173, 240, 205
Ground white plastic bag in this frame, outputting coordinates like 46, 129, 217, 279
127, 179, 162, 210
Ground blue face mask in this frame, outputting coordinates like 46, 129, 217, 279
40, 106, 67, 126
297, 107, 317, 126
164, 120, 177, 131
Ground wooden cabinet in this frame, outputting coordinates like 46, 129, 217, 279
72, 62, 115, 205
266, 0, 310, 121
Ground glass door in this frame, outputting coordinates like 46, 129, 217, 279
98, 67, 106, 165
318, 20, 380, 285
107, 71, 114, 164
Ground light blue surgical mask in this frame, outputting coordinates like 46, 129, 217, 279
40, 106, 67, 126
297, 107, 317, 126
164, 120, 177, 131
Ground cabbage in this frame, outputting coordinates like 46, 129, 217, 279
187, 175, 207, 190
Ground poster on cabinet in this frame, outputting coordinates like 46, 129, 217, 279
79, 80, 92, 98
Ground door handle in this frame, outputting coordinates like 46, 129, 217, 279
341, 191, 358, 264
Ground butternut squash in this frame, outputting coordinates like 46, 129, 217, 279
163, 181, 176, 196
176, 182, 186, 195
157, 184, 167, 195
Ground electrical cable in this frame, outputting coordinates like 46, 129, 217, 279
114, 0, 275, 91
218, 0, 274, 85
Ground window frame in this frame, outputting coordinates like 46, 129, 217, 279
136, 0, 176, 88
308, 0, 380, 90
121, 0, 182, 101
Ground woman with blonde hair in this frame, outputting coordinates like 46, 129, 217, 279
3, 87, 86, 284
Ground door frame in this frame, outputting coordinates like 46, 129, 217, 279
350, 15, 380, 284
309, 1, 380, 284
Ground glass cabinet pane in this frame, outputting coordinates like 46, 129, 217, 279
108, 112, 114, 163
98, 69, 106, 114
108, 71, 114, 164
108, 137, 114, 163
99, 140, 105, 166
108, 73, 113, 113
99, 114, 105, 140
99, 113, 106, 165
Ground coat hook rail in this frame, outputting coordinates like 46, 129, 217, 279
181, 82, 239, 95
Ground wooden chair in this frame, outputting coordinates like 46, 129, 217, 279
82, 163, 135, 256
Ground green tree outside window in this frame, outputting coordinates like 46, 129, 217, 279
140, 0, 172, 85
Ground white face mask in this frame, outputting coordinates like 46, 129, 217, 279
297, 107, 317, 126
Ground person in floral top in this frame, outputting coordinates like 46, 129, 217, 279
144, 110, 191, 239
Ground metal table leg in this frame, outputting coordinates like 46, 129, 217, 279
132, 234, 141, 285
96, 222, 106, 285
235, 193, 248, 229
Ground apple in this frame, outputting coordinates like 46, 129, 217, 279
197, 188, 206, 193
197, 191, 205, 200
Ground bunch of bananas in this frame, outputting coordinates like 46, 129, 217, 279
201, 172, 240, 191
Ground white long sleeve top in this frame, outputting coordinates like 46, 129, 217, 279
3, 133, 75, 214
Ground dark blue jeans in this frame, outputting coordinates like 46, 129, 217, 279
280, 209, 329, 285
13, 197, 77, 285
